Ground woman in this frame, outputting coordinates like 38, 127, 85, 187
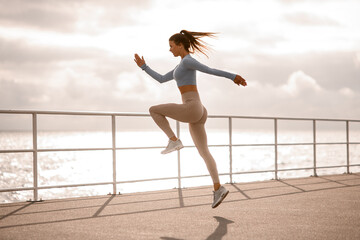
134, 30, 247, 208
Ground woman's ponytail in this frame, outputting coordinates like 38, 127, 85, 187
170, 30, 217, 57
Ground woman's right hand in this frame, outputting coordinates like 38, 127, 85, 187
234, 75, 247, 87
134, 54, 145, 67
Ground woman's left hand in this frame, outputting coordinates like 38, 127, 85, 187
234, 75, 247, 87
134, 54, 146, 67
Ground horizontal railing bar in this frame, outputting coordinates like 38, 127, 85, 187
0, 110, 149, 117
0, 182, 114, 192
208, 115, 360, 122
115, 146, 171, 150
36, 182, 114, 190
38, 148, 113, 152
1, 110, 360, 122
229, 143, 314, 147
0, 147, 163, 153
227, 142, 360, 147
231, 168, 315, 176
277, 167, 315, 172
278, 167, 318, 172
3, 163, 360, 193
116, 176, 179, 184
0, 187, 35, 193
224, 143, 275, 147
180, 174, 212, 179
316, 165, 350, 169
232, 169, 276, 175
0, 143, 358, 152
277, 164, 360, 171
349, 164, 360, 167
120, 172, 250, 183
40, 146, 166, 152
315, 142, 353, 145
0, 149, 34, 153
1, 182, 113, 192
187, 173, 230, 178
231, 164, 360, 175
207, 144, 230, 148
117, 173, 232, 184
2, 141, 360, 154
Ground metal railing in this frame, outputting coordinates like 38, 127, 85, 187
1, 109, 360, 202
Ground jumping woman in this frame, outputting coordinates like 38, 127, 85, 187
134, 30, 247, 208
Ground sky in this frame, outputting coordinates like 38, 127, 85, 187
0, 0, 359, 129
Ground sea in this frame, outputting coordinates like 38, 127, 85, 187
1, 125, 360, 203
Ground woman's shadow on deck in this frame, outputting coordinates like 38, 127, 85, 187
161, 216, 234, 240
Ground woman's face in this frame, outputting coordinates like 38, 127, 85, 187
169, 40, 182, 57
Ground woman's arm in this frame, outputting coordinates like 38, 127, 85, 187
134, 54, 174, 83
183, 57, 247, 87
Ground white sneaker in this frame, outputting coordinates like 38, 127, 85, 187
212, 186, 229, 208
161, 139, 184, 154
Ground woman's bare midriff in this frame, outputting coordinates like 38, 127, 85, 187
179, 85, 197, 94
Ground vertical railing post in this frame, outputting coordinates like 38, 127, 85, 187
111, 115, 117, 194
229, 117, 233, 183
313, 120, 318, 177
32, 113, 39, 201
346, 120, 350, 174
176, 121, 181, 189
274, 119, 278, 180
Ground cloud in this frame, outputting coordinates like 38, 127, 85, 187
339, 88, 355, 98
0, 60, 173, 113
0, 0, 78, 32
0, 37, 102, 64
284, 12, 340, 26
281, 71, 322, 96
0, 78, 47, 108
195, 63, 359, 120
0, 0, 152, 33
224, 51, 360, 93
0, 37, 108, 88
0, 76, 138, 111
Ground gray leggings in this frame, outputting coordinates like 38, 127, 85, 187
149, 91, 220, 184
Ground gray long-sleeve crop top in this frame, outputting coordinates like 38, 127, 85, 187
140, 54, 236, 87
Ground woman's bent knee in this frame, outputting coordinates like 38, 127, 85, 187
149, 106, 154, 114
149, 105, 158, 115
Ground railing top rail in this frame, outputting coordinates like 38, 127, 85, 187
209, 115, 360, 122
0, 110, 149, 117
0, 109, 359, 122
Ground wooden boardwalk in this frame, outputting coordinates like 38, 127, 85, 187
1, 173, 359, 240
